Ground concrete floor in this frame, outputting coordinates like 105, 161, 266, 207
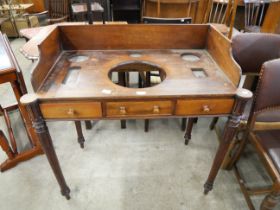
0, 38, 278, 210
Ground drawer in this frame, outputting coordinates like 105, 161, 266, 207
176, 99, 234, 115
40, 102, 102, 119
106, 101, 173, 117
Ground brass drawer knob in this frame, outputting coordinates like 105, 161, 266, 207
67, 108, 75, 115
119, 106, 126, 115
203, 105, 210, 112
153, 105, 160, 114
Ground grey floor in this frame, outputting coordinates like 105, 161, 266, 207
0, 39, 278, 210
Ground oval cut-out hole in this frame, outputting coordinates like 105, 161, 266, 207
108, 61, 166, 89
68, 55, 89, 63
181, 53, 200, 62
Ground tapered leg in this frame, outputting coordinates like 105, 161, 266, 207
146, 71, 151, 87
75, 121, 85, 149
210, 117, 219, 130
144, 119, 149, 132
119, 73, 127, 128
22, 94, 71, 199
204, 89, 252, 194
138, 73, 143, 88
181, 118, 187, 131
85, 120, 92, 130
260, 188, 280, 210
184, 118, 194, 145
121, 120, 126, 129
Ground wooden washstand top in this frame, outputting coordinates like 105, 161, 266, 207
30, 24, 241, 101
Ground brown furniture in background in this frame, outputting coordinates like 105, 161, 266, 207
111, 0, 142, 23
70, 1, 105, 23
203, 0, 238, 39
0, 2, 39, 37
243, 0, 269, 33
0, 32, 43, 172
20, 23, 252, 200
143, 0, 201, 22
25, 0, 70, 26
21, 0, 46, 13
261, 0, 280, 34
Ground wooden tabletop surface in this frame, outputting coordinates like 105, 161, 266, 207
37, 49, 236, 99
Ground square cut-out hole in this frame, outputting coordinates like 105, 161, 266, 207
191, 68, 208, 78
63, 66, 81, 84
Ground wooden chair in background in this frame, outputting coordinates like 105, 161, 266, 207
203, 0, 238, 39
143, 0, 200, 21
244, 0, 270, 33
25, 0, 70, 26
232, 58, 280, 210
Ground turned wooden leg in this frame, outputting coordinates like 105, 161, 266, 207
204, 89, 252, 194
75, 121, 85, 149
119, 73, 127, 129
210, 117, 219, 130
138, 73, 143, 88
85, 120, 92, 130
222, 132, 248, 170
261, 184, 280, 210
144, 119, 149, 132
21, 94, 71, 200
118, 72, 126, 87
0, 130, 15, 160
146, 71, 151, 87
181, 118, 187, 131
184, 118, 194, 145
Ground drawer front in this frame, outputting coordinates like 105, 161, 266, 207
106, 101, 173, 117
176, 99, 234, 115
40, 102, 102, 119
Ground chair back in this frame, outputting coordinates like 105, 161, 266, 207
49, 0, 70, 19
255, 59, 280, 112
154, 0, 200, 20
232, 33, 280, 75
250, 59, 280, 126
204, 0, 237, 25
142, 16, 192, 24
244, 0, 270, 33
